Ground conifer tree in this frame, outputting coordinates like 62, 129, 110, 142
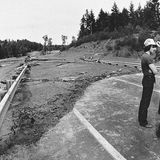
151, 0, 160, 28
83, 9, 91, 35
78, 9, 96, 38
110, 2, 120, 31
96, 9, 110, 32
135, 4, 144, 27
121, 8, 130, 27
129, 2, 136, 27
143, 0, 159, 29
78, 15, 86, 38
88, 10, 96, 34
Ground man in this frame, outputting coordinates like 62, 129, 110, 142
138, 38, 158, 128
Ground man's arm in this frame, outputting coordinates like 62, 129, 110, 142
149, 63, 158, 75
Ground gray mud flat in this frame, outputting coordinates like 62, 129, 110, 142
0, 52, 139, 159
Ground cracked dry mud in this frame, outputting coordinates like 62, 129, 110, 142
0, 51, 140, 158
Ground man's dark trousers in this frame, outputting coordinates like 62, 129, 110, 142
138, 76, 154, 125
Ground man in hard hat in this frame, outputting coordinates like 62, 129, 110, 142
138, 38, 159, 128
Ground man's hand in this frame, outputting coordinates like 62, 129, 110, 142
156, 41, 160, 47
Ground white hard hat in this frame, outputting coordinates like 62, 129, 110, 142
144, 38, 156, 47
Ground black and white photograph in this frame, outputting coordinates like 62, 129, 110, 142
1, 0, 160, 160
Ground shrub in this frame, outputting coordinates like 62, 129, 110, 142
138, 29, 152, 48
114, 44, 121, 50
106, 46, 113, 51
69, 30, 126, 48
115, 35, 142, 52
68, 28, 155, 53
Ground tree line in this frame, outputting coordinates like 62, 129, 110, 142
77, 0, 160, 40
0, 39, 43, 59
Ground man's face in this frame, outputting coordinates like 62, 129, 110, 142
150, 45, 157, 54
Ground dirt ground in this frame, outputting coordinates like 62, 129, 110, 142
0, 50, 140, 159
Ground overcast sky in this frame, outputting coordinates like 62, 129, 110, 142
0, 0, 147, 45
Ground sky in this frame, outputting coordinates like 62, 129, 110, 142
0, 0, 147, 45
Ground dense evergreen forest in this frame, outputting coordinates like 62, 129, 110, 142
0, 39, 64, 59
0, 39, 43, 59
70, 0, 160, 50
